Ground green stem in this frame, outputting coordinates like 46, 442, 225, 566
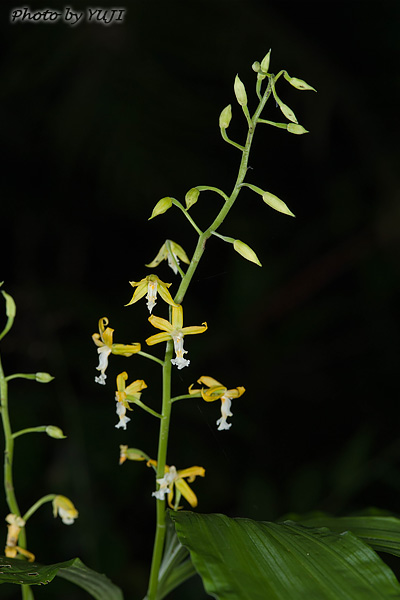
13, 426, 47, 439
171, 200, 203, 236
147, 339, 174, 600
133, 399, 162, 419
0, 353, 23, 522
220, 127, 245, 151
138, 351, 165, 367
0, 353, 32, 600
171, 393, 201, 403
22, 494, 56, 522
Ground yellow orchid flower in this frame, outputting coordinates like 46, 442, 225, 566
52, 495, 78, 525
92, 317, 141, 385
145, 240, 190, 275
146, 304, 207, 370
189, 376, 245, 430
115, 372, 147, 430
126, 274, 178, 314
147, 459, 205, 509
5, 514, 35, 562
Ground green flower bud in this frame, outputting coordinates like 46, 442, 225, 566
277, 100, 298, 123
185, 187, 200, 210
287, 123, 309, 135
219, 104, 232, 129
46, 426, 66, 439
149, 197, 173, 220
252, 61, 261, 73
35, 372, 55, 383
1, 291, 16, 319
260, 50, 271, 74
284, 73, 316, 92
233, 240, 262, 267
262, 191, 295, 217
234, 75, 247, 107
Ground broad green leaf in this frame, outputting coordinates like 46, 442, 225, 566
0, 556, 123, 600
171, 511, 400, 600
57, 558, 124, 600
293, 514, 400, 558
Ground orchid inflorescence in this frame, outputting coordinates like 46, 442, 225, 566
91, 49, 315, 600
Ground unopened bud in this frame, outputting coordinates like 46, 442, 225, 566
46, 426, 66, 439
185, 187, 200, 210
287, 123, 309, 135
260, 50, 271, 74
149, 197, 173, 220
219, 104, 232, 129
284, 73, 316, 92
233, 240, 262, 267
234, 75, 247, 107
277, 99, 298, 123
35, 372, 54, 383
252, 61, 261, 73
262, 191, 295, 217
2, 291, 16, 319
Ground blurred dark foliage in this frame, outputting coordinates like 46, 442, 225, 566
1, 0, 400, 598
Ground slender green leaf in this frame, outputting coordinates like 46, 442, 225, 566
171, 511, 400, 600
0, 556, 123, 600
293, 514, 400, 557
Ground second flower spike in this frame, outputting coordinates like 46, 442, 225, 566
126, 274, 178, 314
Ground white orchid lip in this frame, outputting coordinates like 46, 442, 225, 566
146, 280, 158, 313
171, 332, 190, 369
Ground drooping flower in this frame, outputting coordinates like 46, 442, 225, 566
92, 317, 141, 385
146, 305, 207, 370
52, 495, 78, 525
119, 445, 149, 465
126, 274, 177, 313
115, 372, 147, 430
189, 376, 245, 430
5, 514, 35, 562
147, 459, 205, 509
145, 240, 190, 275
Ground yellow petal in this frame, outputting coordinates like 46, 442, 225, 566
201, 386, 225, 402
125, 379, 147, 395
145, 243, 168, 268
102, 326, 114, 348
125, 280, 148, 306
188, 384, 201, 395
112, 342, 141, 356
148, 314, 174, 333
116, 371, 128, 392
171, 305, 183, 329
157, 281, 178, 307
175, 478, 198, 508
92, 333, 103, 347
226, 386, 246, 399
178, 466, 205, 479
170, 241, 190, 265
181, 323, 208, 336
146, 331, 172, 345
197, 375, 223, 388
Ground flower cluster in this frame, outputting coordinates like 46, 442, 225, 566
93, 240, 245, 509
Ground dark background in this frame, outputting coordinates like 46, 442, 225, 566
1, 0, 400, 598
